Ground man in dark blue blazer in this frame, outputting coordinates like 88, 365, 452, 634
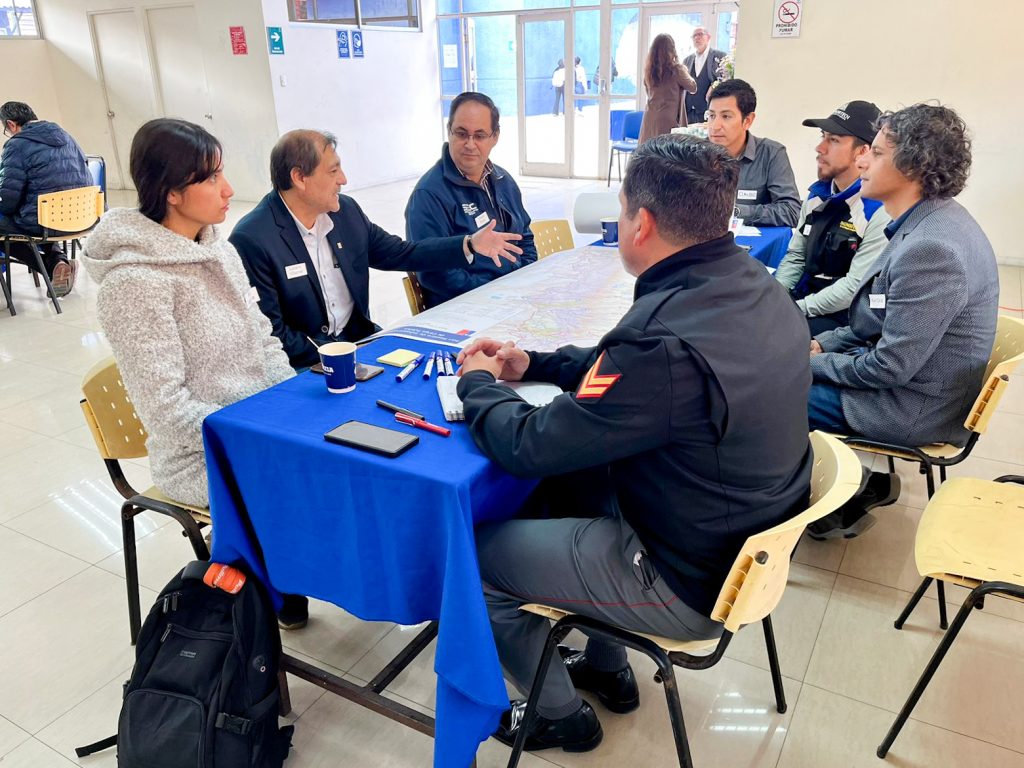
230, 129, 522, 369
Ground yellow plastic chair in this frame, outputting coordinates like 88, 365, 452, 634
80, 357, 210, 645
529, 219, 574, 259
878, 475, 1024, 759
1, 185, 104, 315
838, 314, 1024, 628
505, 432, 863, 768
402, 272, 428, 315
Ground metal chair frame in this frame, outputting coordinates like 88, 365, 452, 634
839, 315, 1024, 630
80, 356, 210, 644
506, 432, 863, 768
877, 476, 1024, 759
2, 185, 104, 315
607, 110, 643, 186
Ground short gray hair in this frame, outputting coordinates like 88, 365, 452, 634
877, 104, 971, 199
622, 135, 739, 245
270, 129, 338, 192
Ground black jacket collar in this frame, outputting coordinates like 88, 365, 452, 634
634, 233, 740, 300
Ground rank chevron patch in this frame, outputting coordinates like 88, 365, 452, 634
575, 351, 622, 400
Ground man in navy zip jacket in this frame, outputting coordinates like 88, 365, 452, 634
0, 101, 91, 296
406, 92, 537, 308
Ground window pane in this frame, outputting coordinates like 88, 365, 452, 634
610, 8, 638, 96
319, 0, 357, 18
572, 9, 598, 176
361, 0, 419, 28
438, 18, 465, 96
464, 15, 518, 171
462, 0, 568, 14
0, 0, 39, 37
716, 9, 738, 53
523, 18, 566, 166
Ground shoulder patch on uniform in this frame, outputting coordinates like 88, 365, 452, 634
575, 351, 622, 401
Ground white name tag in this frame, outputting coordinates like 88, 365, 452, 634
737, 189, 757, 201
285, 263, 308, 279
802, 224, 812, 236
869, 293, 886, 309
474, 211, 490, 228
245, 286, 260, 306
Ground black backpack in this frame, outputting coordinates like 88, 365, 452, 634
77, 561, 294, 767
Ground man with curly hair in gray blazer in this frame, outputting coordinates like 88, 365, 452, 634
805, 103, 999, 539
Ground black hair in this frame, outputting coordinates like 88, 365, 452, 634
270, 130, 338, 192
708, 79, 757, 118
130, 118, 222, 223
0, 101, 37, 127
448, 92, 500, 135
622, 135, 739, 245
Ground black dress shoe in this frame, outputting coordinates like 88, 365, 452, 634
494, 699, 603, 753
807, 472, 901, 541
558, 645, 640, 714
277, 594, 309, 630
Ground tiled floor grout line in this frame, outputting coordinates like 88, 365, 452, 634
30, 664, 132, 742
798, 682, 1024, 758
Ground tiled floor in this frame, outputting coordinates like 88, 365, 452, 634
1, 178, 1022, 768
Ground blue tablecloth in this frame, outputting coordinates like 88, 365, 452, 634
591, 226, 791, 269
737, 225, 792, 269
204, 337, 539, 768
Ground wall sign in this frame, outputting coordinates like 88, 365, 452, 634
267, 26, 285, 54
772, 0, 802, 38
352, 30, 364, 58
337, 30, 350, 58
229, 26, 248, 55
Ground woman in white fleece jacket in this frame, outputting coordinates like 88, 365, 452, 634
83, 119, 295, 509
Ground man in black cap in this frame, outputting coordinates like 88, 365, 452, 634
775, 101, 891, 334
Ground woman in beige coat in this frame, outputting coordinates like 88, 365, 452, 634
638, 34, 698, 144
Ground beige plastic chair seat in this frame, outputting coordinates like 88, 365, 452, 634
832, 436, 962, 460
915, 477, 1024, 592
521, 603, 719, 654
143, 485, 212, 525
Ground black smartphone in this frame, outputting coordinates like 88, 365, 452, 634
355, 363, 385, 381
324, 420, 419, 457
310, 362, 384, 381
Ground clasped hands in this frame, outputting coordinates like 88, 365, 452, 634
456, 338, 530, 380
470, 220, 523, 267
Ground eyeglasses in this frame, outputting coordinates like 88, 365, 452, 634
450, 128, 495, 143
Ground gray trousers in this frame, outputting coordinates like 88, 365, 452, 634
477, 510, 721, 719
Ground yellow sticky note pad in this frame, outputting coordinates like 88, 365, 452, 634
376, 348, 420, 367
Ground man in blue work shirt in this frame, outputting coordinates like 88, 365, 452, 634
405, 92, 537, 308
775, 100, 891, 334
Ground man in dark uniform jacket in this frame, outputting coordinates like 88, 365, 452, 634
456, 135, 813, 753
230, 129, 522, 369
682, 27, 726, 126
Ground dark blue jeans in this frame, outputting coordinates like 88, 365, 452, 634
808, 382, 852, 433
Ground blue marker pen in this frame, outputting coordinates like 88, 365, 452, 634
396, 354, 425, 382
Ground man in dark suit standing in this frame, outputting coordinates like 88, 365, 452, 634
230, 130, 522, 369
682, 27, 726, 126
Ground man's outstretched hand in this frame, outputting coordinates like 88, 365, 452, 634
470, 220, 523, 266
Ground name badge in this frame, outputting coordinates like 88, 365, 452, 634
737, 189, 757, 201
285, 263, 308, 280
802, 224, 812, 236
245, 286, 260, 307
869, 293, 886, 310
474, 211, 490, 228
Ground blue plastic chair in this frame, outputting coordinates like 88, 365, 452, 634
607, 110, 643, 186
86, 155, 107, 210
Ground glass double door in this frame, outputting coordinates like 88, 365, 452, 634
442, 3, 738, 180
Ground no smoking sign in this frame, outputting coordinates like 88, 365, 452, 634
772, 0, 803, 37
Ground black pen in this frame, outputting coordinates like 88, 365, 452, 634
376, 399, 425, 421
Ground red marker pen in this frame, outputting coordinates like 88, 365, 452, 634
395, 412, 452, 437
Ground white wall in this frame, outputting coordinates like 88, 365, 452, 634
259, 0, 444, 193
34, 0, 279, 201
0, 39, 63, 127
734, 0, 1024, 265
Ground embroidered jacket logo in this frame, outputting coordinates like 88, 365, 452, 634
462, 202, 479, 216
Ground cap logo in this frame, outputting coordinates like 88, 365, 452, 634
832, 109, 851, 121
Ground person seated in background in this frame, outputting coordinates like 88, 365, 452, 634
455, 135, 812, 752
81, 118, 308, 628
231, 128, 522, 369
775, 100, 891, 334
405, 92, 537, 308
706, 79, 801, 227
637, 33, 697, 143
0, 100, 91, 296
807, 103, 999, 540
